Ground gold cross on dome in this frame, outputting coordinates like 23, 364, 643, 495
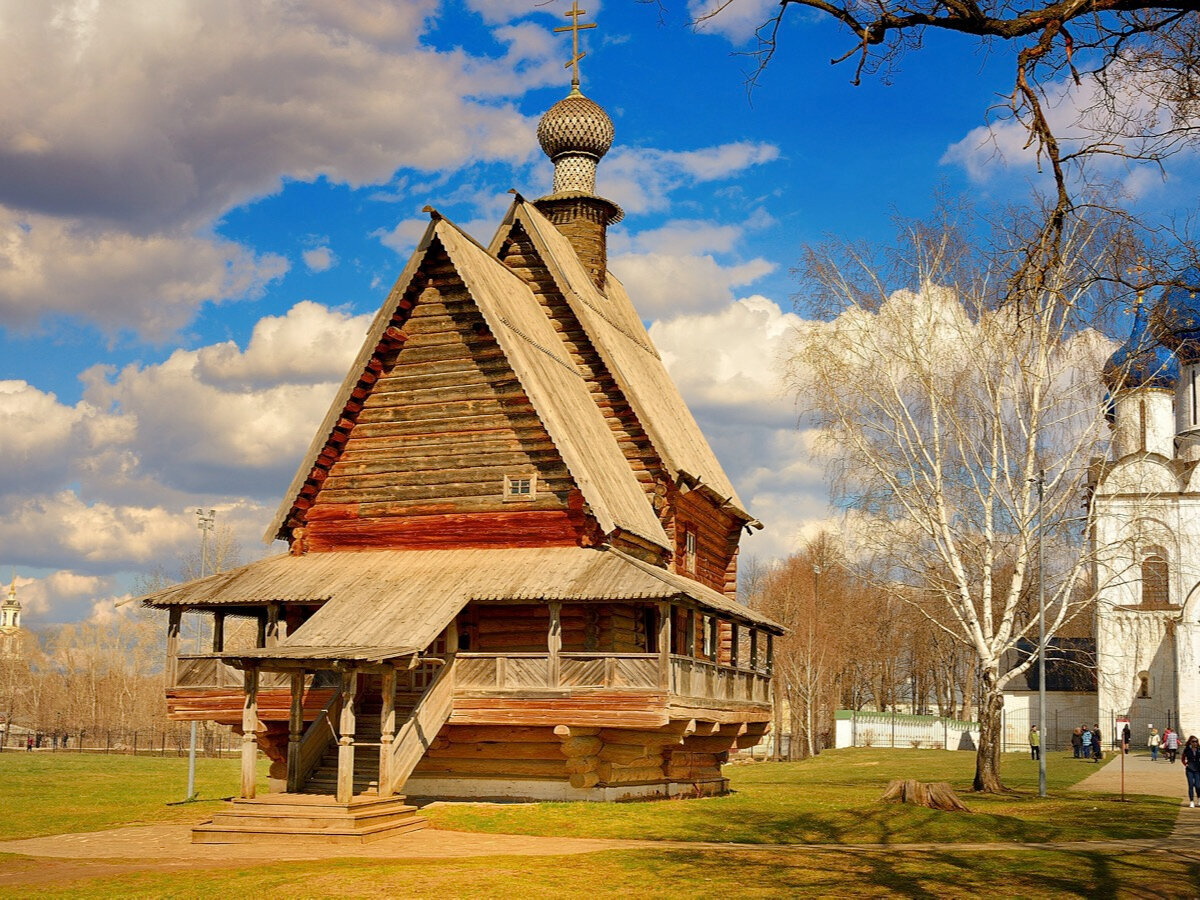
554, 1, 596, 89
1127, 256, 1149, 310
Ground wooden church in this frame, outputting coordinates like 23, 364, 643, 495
141, 16, 782, 843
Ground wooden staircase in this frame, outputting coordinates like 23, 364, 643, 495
191, 668, 451, 844
301, 691, 420, 795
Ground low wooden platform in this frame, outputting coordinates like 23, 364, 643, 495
192, 792, 427, 844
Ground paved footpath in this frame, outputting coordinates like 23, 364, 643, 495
2, 755, 1199, 886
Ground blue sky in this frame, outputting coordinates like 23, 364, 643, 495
0, 0, 1188, 623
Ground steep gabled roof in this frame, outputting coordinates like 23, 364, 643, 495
492, 199, 756, 525
267, 215, 669, 551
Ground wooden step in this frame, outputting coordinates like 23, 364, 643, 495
192, 794, 428, 844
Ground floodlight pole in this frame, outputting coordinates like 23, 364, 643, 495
187, 508, 216, 800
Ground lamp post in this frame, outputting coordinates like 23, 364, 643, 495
1033, 470, 1047, 798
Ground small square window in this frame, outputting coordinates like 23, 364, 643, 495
504, 473, 536, 501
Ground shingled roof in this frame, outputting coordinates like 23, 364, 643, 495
492, 199, 756, 525
266, 214, 670, 551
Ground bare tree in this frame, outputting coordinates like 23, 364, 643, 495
786, 203, 1119, 790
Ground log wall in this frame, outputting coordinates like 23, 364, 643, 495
299, 238, 592, 551
456, 602, 650, 653
670, 488, 741, 597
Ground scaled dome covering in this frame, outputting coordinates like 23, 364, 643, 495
537, 89, 614, 161
1150, 266, 1200, 360
1104, 301, 1179, 392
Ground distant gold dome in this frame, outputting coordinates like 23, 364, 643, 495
537, 88, 614, 161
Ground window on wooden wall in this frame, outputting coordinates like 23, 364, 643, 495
684, 529, 697, 574
1141, 549, 1169, 606
503, 473, 536, 501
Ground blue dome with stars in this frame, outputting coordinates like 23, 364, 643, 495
1103, 301, 1179, 393
1150, 266, 1200, 362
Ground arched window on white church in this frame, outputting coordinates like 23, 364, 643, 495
1142, 549, 1170, 607
1137, 671, 1151, 699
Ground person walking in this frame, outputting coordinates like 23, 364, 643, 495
1122, 722, 1132, 754
1071, 727, 1083, 759
1166, 728, 1180, 763
1183, 735, 1200, 807
1091, 724, 1103, 762
1150, 727, 1161, 761
1081, 725, 1093, 760
1029, 725, 1041, 761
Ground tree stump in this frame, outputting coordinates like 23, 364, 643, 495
880, 779, 970, 812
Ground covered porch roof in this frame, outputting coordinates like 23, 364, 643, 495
141, 545, 783, 668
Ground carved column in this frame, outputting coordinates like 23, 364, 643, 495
548, 602, 562, 688
336, 668, 357, 804
166, 608, 182, 687
241, 666, 259, 799
378, 666, 397, 798
657, 602, 671, 690
286, 671, 304, 792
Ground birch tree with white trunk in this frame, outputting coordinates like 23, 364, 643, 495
786, 206, 1121, 791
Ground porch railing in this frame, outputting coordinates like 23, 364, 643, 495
455, 651, 769, 701
173, 655, 289, 689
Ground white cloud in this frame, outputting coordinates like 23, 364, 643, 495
10, 570, 114, 620
599, 142, 780, 214
302, 246, 335, 273
0, 1, 548, 230
649, 294, 823, 559
687, 0, 780, 44
465, 0, 600, 25
0, 208, 288, 336
612, 252, 774, 319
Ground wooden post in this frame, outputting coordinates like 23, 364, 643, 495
241, 666, 259, 799
730, 622, 739, 669
766, 633, 775, 676
166, 608, 182, 687
749, 628, 759, 671
256, 614, 267, 649
548, 602, 562, 688
265, 603, 280, 648
336, 668, 357, 804
212, 611, 226, 653
685, 609, 696, 658
445, 617, 459, 655
286, 671, 304, 792
657, 602, 671, 690
378, 666, 397, 798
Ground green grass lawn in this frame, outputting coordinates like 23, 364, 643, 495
5, 847, 1197, 899
424, 748, 1182, 845
0, 749, 1193, 897
0, 752, 266, 840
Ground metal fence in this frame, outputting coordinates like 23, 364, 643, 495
0, 724, 237, 756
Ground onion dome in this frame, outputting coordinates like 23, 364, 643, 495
1103, 301, 1179, 392
537, 87, 614, 162
1150, 266, 1200, 362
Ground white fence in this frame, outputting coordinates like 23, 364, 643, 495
834, 710, 980, 751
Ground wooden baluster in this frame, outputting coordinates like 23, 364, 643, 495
286, 671, 304, 792
241, 666, 259, 799
336, 668, 357, 804
378, 666, 397, 798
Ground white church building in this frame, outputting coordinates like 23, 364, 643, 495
1092, 271, 1200, 738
